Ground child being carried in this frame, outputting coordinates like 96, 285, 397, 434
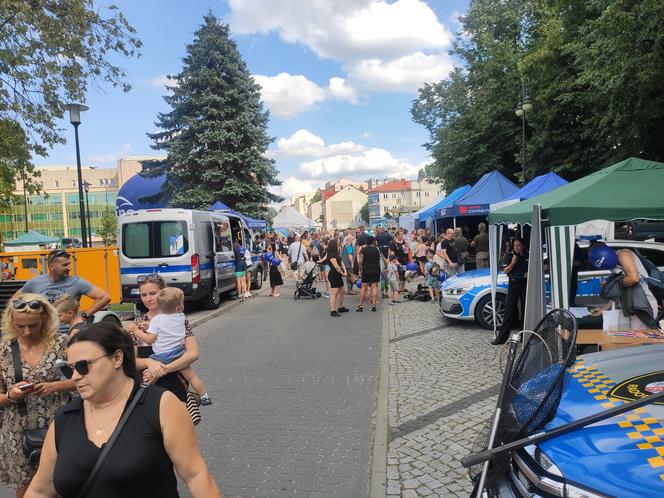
134, 287, 212, 406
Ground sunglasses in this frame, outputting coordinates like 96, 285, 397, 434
136, 273, 165, 285
48, 250, 69, 264
60, 353, 110, 378
12, 299, 45, 311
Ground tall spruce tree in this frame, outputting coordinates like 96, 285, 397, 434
144, 13, 281, 219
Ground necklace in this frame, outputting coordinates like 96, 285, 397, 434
17, 341, 44, 355
88, 380, 132, 436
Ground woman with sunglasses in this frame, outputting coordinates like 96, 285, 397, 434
125, 275, 201, 405
0, 295, 75, 498
26, 322, 221, 498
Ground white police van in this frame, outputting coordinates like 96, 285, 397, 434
118, 209, 262, 309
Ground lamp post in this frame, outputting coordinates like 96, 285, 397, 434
515, 87, 533, 185
63, 103, 89, 247
83, 181, 92, 246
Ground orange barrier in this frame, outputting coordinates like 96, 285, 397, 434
0, 247, 121, 307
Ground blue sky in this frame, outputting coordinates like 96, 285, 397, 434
37, 0, 469, 200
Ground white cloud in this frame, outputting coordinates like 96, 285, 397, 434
253, 73, 327, 118
88, 143, 132, 164
147, 75, 177, 91
275, 129, 365, 158
299, 147, 420, 179
361, 131, 372, 139
270, 176, 325, 202
231, 0, 457, 110
345, 52, 455, 93
229, 0, 451, 62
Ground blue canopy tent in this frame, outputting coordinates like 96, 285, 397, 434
437, 171, 519, 218
208, 201, 267, 230
490, 172, 568, 212
418, 185, 471, 227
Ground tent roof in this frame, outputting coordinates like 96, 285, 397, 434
489, 157, 664, 226
505, 172, 568, 201
439, 171, 519, 217
416, 185, 470, 221
4, 230, 60, 246
272, 205, 316, 229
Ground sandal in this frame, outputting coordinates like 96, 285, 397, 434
356, 305, 363, 312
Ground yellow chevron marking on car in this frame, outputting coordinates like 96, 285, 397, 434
570, 359, 664, 478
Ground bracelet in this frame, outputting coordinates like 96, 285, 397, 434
6, 391, 16, 404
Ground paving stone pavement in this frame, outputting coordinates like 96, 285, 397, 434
386, 296, 503, 497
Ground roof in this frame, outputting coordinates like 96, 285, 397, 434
368, 179, 412, 193
438, 171, 518, 217
504, 171, 568, 201
272, 205, 316, 229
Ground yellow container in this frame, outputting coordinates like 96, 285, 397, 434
0, 247, 121, 307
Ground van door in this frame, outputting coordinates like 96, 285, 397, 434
211, 216, 235, 291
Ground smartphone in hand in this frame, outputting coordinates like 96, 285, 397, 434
19, 383, 35, 391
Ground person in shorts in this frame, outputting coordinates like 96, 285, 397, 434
131, 287, 212, 405
424, 249, 440, 303
386, 254, 401, 305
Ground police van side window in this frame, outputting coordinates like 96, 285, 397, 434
214, 221, 232, 252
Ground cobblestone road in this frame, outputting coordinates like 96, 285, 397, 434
386, 299, 503, 497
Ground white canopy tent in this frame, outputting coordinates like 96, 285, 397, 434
272, 205, 317, 230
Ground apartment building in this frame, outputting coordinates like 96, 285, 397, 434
367, 179, 442, 224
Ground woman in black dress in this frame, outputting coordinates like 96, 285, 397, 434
267, 243, 284, 297
357, 236, 381, 312
325, 239, 348, 317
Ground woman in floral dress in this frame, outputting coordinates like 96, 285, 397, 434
0, 294, 74, 497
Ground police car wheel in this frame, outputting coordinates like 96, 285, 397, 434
475, 294, 506, 330
202, 284, 221, 309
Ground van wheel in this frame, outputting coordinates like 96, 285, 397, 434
251, 268, 263, 290
475, 294, 506, 330
203, 284, 221, 309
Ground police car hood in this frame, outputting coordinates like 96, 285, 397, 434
538, 344, 664, 497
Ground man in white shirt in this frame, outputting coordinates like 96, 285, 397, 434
288, 234, 308, 280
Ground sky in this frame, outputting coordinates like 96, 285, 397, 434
36, 0, 469, 201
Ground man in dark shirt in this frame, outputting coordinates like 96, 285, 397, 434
438, 228, 460, 275
355, 225, 369, 247
492, 238, 529, 345
375, 227, 393, 258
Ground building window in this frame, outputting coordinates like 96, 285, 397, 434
425, 192, 429, 197
383, 193, 388, 200
384, 206, 388, 213
72, 180, 76, 187
55, 180, 59, 187
392, 193, 396, 198
416, 191, 421, 197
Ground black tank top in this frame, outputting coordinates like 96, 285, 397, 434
53, 382, 179, 498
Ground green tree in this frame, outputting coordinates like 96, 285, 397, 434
0, 119, 41, 209
98, 206, 117, 246
359, 202, 369, 223
143, 13, 281, 220
0, 0, 141, 156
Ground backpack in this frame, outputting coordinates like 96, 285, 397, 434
429, 263, 440, 277
633, 249, 664, 303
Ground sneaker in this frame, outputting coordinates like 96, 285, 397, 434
330, 310, 341, 317
338, 307, 349, 313
200, 396, 212, 406
323, 292, 330, 299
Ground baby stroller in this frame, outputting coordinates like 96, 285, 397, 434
294, 261, 322, 300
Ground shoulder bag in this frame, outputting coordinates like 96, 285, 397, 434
290, 242, 302, 271
10, 340, 48, 467
77, 382, 149, 498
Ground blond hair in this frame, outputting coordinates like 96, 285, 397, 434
156, 287, 184, 314
1, 293, 58, 348
54, 294, 79, 314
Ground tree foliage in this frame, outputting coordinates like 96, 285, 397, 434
0, 0, 141, 156
143, 13, 281, 220
0, 119, 41, 209
98, 206, 117, 246
412, 0, 664, 190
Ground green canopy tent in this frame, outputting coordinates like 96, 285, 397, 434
488, 157, 664, 331
3, 230, 60, 250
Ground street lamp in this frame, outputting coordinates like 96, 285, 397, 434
83, 181, 92, 246
515, 88, 533, 185
63, 103, 89, 247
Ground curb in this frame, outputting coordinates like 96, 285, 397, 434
189, 283, 271, 330
369, 304, 390, 498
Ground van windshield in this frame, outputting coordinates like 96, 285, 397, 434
122, 221, 189, 259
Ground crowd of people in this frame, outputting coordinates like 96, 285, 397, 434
253, 223, 490, 317
0, 250, 220, 497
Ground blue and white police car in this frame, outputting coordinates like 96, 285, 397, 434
439, 240, 664, 329
497, 344, 664, 497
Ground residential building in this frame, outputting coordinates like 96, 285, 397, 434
323, 186, 368, 230
307, 200, 323, 228
0, 156, 162, 243
324, 178, 368, 192
291, 192, 317, 215
367, 178, 443, 224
